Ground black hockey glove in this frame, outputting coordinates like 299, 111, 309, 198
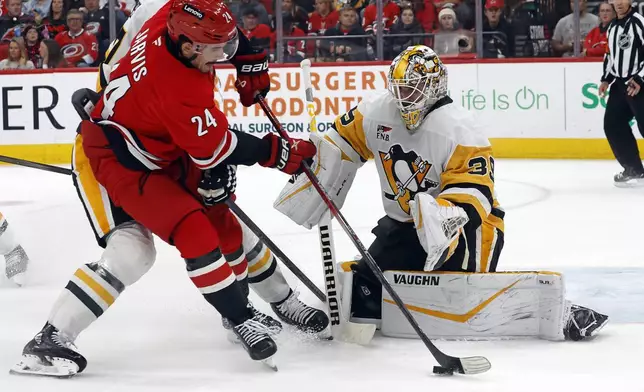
229, 29, 270, 107
198, 165, 237, 206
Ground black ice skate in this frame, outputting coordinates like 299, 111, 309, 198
613, 170, 644, 188
564, 304, 609, 341
223, 302, 282, 343
4, 244, 29, 286
271, 290, 330, 334
232, 315, 278, 370
10, 322, 87, 378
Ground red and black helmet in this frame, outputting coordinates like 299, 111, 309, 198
167, 0, 239, 61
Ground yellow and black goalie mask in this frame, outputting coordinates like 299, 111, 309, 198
387, 45, 448, 132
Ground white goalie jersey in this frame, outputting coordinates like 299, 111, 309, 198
276, 90, 504, 272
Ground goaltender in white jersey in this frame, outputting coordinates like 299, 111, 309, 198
276, 45, 608, 341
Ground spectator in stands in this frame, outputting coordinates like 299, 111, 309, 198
0, 37, 35, 69
22, 24, 41, 64
22, 0, 52, 25
241, 8, 271, 51
363, 0, 400, 33
43, 0, 67, 38
434, 0, 472, 29
55, 9, 97, 66
363, 0, 399, 59
551, 0, 598, 57
387, 4, 424, 59
0, 0, 35, 40
231, 0, 270, 28
322, 6, 368, 61
432, 6, 473, 55
281, 0, 308, 33
38, 38, 66, 67
81, 0, 125, 62
583, 1, 613, 57
307, 0, 339, 59
271, 13, 306, 62
482, 0, 514, 58
411, 0, 438, 32
510, 0, 552, 57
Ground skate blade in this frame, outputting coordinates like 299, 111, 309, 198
9, 355, 79, 379
261, 356, 278, 372
614, 179, 644, 188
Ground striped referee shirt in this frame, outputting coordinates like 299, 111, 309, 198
602, 7, 644, 83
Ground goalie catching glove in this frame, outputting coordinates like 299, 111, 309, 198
273, 133, 360, 228
409, 193, 469, 271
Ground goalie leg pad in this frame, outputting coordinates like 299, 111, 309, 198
274, 133, 359, 229
380, 270, 568, 341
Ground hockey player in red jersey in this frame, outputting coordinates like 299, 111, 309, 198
12, 0, 317, 377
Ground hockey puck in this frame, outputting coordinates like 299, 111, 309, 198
432, 366, 454, 376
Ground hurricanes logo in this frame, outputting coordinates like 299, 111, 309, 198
61, 43, 85, 59
379, 144, 438, 214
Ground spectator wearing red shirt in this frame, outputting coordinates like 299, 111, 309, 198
54, 9, 98, 67
0, 0, 7, 17
412, 0, 437, 32
271, 13, 306, 63
583, 1, 614, 57
43, 0, 68, 38
308, 0, 338, 34
307, 0, 339, 58
241, 8, 271, 51
362, 0, 400, 33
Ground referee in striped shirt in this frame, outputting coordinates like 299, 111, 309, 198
601, 0, 644, 187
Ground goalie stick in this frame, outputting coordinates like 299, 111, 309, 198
300, 60, 376, 345
257, 93, 492, 376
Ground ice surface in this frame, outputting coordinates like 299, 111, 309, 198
0, 159, 642, 392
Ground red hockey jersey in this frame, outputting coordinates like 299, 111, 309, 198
362, 1, 399, 31
584, 25, 609, 57
308, 10, 339, 35
55, 29, 99, 66
91, 3, 233, 172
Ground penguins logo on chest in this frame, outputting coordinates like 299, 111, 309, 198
379, 144, 438, 214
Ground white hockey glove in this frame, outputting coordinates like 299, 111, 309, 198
409, 193, 469, 271
273, 133, 358, 229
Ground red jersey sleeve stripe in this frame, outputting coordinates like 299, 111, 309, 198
190, 130, 238, 170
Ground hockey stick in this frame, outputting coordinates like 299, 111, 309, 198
225, 199, 326, 303
0, 155, 72, 175
258, 95, 491, 375
300, 60, 376, 345
0, 152, 325, 304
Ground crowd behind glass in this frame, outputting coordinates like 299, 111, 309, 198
0, 0, 616, 69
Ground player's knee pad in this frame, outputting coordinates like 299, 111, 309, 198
239, 220, 290, 303
100, 222, 156, 286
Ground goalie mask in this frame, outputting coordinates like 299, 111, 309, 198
387, 45, 448, 132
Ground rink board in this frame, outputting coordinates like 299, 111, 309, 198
0, 60, 636, 163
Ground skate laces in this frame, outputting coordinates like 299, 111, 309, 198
275, 291, 316, 325
235, 318, 270, 347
